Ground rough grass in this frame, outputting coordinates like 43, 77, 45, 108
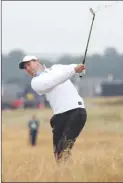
2, 97, 123, 182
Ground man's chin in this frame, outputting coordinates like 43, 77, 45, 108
27, 72, 35, 77
26, 71, 36, 76
31, 73, 36, 76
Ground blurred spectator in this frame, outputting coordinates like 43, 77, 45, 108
28, 115, 40, 146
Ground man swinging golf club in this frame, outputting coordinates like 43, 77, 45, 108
19, 55, 87, 163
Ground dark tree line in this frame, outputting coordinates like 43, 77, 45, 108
2, 47, 123, 88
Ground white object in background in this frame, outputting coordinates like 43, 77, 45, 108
95, 84, 102, 95
108, 74, 113, 82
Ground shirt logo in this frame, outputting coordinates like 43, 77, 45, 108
78, 101, 82, 105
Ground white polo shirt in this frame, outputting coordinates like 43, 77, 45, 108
31, 64, 85, 114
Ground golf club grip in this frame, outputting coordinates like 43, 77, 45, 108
79, 58, 85, 78
83, 59, 86, 64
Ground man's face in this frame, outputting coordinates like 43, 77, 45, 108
24, 60, 40, 76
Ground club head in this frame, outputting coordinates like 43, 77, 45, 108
89, 8, 95, 16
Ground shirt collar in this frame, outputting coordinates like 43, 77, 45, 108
35, 65, 49, 76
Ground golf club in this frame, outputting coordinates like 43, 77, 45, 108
80, 8, 96, 78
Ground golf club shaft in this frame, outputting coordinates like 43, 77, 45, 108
83, 15, 95, 64
80, 9, 95, 77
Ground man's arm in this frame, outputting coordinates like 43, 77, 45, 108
31, 64, 85, 95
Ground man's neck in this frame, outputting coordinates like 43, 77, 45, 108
35, 65, 45, 76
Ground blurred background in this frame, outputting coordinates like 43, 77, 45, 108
2, 1, 123, 182
2, 1, 123, 110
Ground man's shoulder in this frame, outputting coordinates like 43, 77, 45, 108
31, 74, 42, 86
51, 64, 64, 69
31, 77, 36, 87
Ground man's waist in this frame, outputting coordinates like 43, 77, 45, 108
52, 102, 85, 115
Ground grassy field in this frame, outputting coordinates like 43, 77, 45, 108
2, 97, 123, 182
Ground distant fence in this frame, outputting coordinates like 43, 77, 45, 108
74, 76, 123, 97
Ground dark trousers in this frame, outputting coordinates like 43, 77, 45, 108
50, 108, 87, 162
30, 129, 37, 146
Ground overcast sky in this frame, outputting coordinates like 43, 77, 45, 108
2, 1, 123, 59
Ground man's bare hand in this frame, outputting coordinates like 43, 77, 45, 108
74, 64, 85, 73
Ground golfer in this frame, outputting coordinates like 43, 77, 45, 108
19, 55, 87, 163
